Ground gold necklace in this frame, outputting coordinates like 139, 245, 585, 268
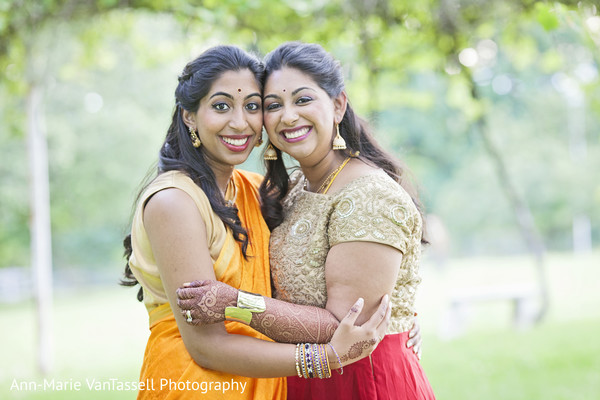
312, 157, 352, 194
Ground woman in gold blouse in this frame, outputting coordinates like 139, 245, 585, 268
178, 42, 435, 399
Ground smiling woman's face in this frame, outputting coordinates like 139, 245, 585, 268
183, 68, 263, 171
262, 67, 345, 165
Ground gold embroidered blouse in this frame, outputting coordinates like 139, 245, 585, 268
269, 170, 423, 334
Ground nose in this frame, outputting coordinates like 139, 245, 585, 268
229, 108, 249, 131
281, 107, 299, 126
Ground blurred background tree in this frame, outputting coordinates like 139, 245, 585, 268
1, 0, 596, 270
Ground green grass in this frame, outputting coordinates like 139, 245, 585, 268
1, 252, 599, 399
0, 286, 148, 400
421, 318, 600, 399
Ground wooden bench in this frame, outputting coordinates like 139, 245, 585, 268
440, 284, 540, 338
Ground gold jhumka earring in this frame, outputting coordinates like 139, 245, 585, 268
263, 143, 278, 160
255, 131, 264, 148
189, 127, 201, 148
332, 123, 346, 150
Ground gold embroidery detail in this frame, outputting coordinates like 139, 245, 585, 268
336, 198, 355, 218
391, 205, 408, 225
291, 219, 312, 237
269, 172, 423, 333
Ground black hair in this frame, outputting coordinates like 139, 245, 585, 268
121, 45, 265, 301
258, 42, 426, 243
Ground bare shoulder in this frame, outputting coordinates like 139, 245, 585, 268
143, 187, 200, 225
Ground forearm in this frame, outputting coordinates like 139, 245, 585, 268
180, 321, 343, 379
250, 297, 339, 344
178, 281, 340, 343
177, 285, 389, 378
182, 324, 299, 378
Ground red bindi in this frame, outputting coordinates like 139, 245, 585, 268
238, 88, 241, 92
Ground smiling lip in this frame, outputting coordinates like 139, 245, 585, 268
220, 135, 252, 152
280, 126, 311, 143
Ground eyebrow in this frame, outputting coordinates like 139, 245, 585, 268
263, 86, 316, 100
292, 87, 314, 96
209, 92, 261, 100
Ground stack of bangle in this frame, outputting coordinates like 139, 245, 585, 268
295, 343, 336, 379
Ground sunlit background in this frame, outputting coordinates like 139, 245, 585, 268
1, 1, 599, 399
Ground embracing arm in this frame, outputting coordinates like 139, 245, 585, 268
324, 241, 401, 331
178, 280, 339, 343
144, 188, 387, 377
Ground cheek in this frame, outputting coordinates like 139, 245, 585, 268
263, 113, 277, 135
248, 114, 263, 133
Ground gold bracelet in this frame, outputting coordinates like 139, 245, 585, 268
237, 290, 266, 313
224, 307, 252, 325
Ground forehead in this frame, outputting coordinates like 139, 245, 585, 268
264, 67, 319, 93
207, 69, 259, 95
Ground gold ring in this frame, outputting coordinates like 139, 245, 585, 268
186, 310, 192, 323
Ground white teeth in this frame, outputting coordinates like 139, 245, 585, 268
222, 137, 249, 146
283, 127, 309, 139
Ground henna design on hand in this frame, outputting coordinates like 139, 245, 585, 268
190, 284, 236, 323
339, 339, 378, 363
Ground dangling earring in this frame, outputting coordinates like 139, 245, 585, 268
264, 143, 278, 160
189, 126, 201, 148
255, 131, 264, 148
332, 123, 347, 150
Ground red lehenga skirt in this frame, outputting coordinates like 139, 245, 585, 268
286, 332, 435, 400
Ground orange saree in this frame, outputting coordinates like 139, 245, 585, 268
135, 170, 286, 400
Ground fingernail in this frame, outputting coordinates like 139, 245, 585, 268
413, 347, 418, 354
383, 294, 389, 303
406, 340, 412, 348
182, 282, 191, 287
351, 298, 364, 312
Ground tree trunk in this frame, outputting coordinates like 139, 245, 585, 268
471, 83, 549, 323
26, 82, 54, 375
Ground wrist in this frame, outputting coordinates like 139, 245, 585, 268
237, 290, 266, 312
325, 348, 339, 369
326, 343, 344, 374
296, 343, 335, 379
225, 290, 266, 325
228, 289, 239, 308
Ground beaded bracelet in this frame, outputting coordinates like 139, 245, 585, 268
296, 343, 334, 379
295, 344, 302, 378
299, 343, 307, 379
304, 343, 315, 378
319, 344, 331, 379
313, 344, 323, 379
327, 343, 343, 375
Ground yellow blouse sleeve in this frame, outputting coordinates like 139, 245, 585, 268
327, 175, 420, 254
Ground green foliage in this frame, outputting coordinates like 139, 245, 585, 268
0, 0, 598, 270
535, 2, 560, 31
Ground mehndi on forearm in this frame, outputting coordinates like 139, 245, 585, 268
250, 298, 339, 344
